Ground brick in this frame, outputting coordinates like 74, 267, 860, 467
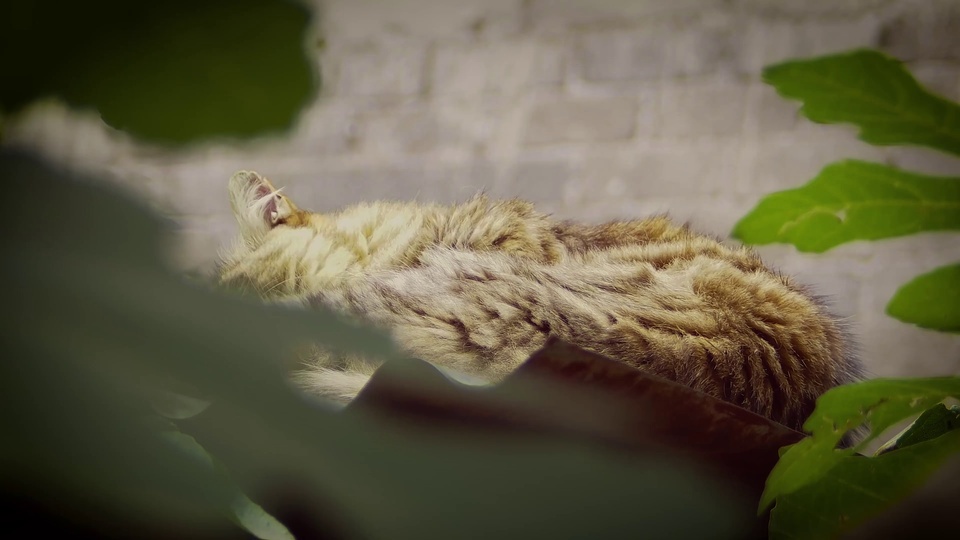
658, 82, 748, 138
292, 162, 471, 209
333, 45, 426, 96
859, 314, 960, 377
101, 161, 181, 215
739, 16, 881, 73
906, 59, 960, 101
879, 0, 960, 61
361, 98, 506, 157
459, 158, 504, 199
676, 196, 759, 239
667, 13, 749, 78
756, 85, 800, 133
574, 141, 740, 203
170, 216, 238, 275
750, 131, 885, 192
634, 142, 740, 197
321, 0, 522, 42
522, 97, 637, 145
497, 154, 576, 205
573, 28, 666, 83
565, 148, 630, 203
734, 0, 894, 17
883, 147, 960, 177
162, 152, 251, 215
529, 41, 567, 87
367, 107, 444, 155
527, 0, 727, 33
284, 101, 361, 155
560, 197, 752, 239
796, 18, 883, 56
431, 40, 538, 95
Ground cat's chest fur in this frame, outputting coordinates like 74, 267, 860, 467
219, 171, 861, 431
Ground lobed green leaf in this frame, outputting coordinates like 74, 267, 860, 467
768, 429, 960, 540
733, 160, 960, 253
763, 49, 960, 157
876, 404, 960, 455
886, 263, 960, 333
759, 377, 960, 511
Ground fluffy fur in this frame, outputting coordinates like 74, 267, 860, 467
219, 171, 862, 430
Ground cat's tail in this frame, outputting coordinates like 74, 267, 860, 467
290, 353, 492, 405
291, 366, 375, 404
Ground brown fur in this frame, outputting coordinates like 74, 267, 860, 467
219, 171, 861, 430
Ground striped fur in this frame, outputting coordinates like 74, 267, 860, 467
219, 171, 861, 430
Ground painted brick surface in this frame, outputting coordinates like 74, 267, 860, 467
523, 97, 638, 144
5, 0, 960, 378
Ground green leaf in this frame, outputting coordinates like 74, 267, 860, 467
769, 428, 960, 540
886, 263, 960, 332
757, 438, 853, 516
876, 404, 960, 455
759, 377, 960, 511
763, 49, 960, 157
162, 430, 294, 540
0, 0, 317, 144
732, 160, 960, 253
232, 494, 295, 540
2, 149, 748, 538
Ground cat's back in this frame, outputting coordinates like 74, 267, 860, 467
326, 205, 861, 429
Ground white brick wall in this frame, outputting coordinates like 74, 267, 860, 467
5, 0, 960, 379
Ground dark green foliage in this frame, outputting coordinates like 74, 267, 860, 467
1, 150, 746, 538
0, 0, 316, 143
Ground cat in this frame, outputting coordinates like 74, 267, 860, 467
218, 170, 862, 431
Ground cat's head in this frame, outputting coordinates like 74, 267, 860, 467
228, 170, 309, 245
219, 170, 316, 299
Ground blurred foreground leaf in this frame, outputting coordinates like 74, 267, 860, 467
161, 430, 294, 540
350, 337, 804, 507
763, 49, 960, 156
733, 160, 960, 253
0, 150, 747, 538
886, 263, 960, 332
0, 0, 316, 143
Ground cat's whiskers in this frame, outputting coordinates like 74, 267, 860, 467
263, 275, 299, 296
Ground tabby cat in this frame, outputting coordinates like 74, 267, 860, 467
218, 171, 861, 430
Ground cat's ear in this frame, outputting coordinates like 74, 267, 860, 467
228, 170, 299, 241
